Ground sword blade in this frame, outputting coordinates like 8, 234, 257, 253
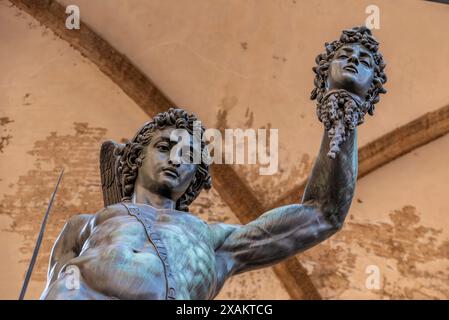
18, 168, 64, 300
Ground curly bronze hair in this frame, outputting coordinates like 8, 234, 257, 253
117, 108, 212, 211
311, 26, 387, 115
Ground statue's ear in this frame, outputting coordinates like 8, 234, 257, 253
100, 140, 125, 207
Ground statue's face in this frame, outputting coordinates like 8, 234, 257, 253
327, 43, 375, 98
136, 127, 198, 201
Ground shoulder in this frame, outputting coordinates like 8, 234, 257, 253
105, 202, 129, 215
84, 203, 130, 227
66, 213, 92, 225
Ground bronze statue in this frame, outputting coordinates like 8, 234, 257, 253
40, 26, 387, 300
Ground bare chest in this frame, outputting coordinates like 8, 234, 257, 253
87, 206, 220, 299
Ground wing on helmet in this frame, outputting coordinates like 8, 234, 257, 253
100, 140, 123, 207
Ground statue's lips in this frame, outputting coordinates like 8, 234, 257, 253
343, 65, 358, 73
162, 168, 179, 178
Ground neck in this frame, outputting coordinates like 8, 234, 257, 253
132, 183, 176, 209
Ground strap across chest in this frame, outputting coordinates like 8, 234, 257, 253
121, 202, 177, 300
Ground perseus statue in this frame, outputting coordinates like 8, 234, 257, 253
40, 26, 387, 300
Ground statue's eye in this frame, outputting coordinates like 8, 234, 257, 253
361, 60, 371, 67
156, 143, 170, 152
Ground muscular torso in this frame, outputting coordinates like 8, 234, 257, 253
41, 204, 229, 300
40, 128, 356, 300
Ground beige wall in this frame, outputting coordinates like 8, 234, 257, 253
302, 133, 449, 299
1, 0, 448, 299
57, 0, 449, 206
0, 1, 289, 299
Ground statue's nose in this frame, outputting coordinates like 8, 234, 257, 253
168, 156, 181, 167
348, 55, 359, 65
168, 151, 182, 166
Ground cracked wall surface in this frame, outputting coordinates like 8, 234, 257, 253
0, 1, 289, 300
1, 0, 449, 300
52, 0, 449, 299
56, 0, 449, 207
300, 134, 449, 299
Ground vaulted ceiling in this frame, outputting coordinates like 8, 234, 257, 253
2, 0, 449, 299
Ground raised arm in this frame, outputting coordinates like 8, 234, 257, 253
301, 127, 358, 228
214, 128, 358, 276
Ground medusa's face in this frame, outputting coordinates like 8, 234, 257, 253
327, 43, 375, 98
136, 127, 198, 202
